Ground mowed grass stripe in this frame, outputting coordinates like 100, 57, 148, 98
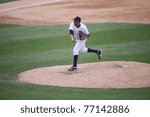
0, 82, 150, 100
0, 0, 18, 4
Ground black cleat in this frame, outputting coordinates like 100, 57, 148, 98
97, 49, 102, 60
68, 66, 78, 71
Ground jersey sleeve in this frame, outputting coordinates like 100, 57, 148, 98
69, 22, 74, 30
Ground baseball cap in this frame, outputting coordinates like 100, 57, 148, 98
73, 16, 81, 22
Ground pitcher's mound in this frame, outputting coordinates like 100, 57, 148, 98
18, 61, 150, 88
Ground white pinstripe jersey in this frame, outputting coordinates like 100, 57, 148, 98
69, 22, 89, 40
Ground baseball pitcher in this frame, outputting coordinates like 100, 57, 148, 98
68, 16, 102, 71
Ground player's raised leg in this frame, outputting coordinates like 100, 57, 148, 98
87, 48, 103, 59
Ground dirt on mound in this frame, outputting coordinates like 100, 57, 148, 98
18, 61, 150, 88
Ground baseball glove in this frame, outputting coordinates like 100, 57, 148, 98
79, 31, 87, 40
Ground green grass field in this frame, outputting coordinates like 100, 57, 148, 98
0, 0, 17, 3
0, 23, 150, 99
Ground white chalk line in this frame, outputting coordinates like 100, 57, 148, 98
0, 0, 61, 12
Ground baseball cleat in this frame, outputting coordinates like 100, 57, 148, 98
68, 66, 78, 71
97, 49, 102, 60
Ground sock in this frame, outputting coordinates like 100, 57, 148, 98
73, 55, 78, 67
87, 48, 97, 53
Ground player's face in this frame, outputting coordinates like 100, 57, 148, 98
74, 20, 80, 27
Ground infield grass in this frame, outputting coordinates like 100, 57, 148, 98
0, 23, 150, 99
0, 0, 17, 4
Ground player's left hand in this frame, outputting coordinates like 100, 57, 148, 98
71, 39, 75, 42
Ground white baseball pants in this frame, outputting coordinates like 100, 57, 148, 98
73, 39, 88, 55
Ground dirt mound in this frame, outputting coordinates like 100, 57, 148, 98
18, 61, 150, 88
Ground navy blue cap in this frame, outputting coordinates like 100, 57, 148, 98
73, 16, 81, 22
